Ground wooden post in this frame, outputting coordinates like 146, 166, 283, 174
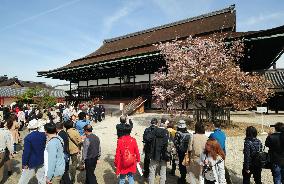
120, 66, 122, 98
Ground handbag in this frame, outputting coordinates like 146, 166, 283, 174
182, 152, 190, 166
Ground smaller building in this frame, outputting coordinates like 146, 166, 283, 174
0, 76, 67, 105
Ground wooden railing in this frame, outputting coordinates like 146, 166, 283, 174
123, 96, 146, 115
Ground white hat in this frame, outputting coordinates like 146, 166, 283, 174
177, 120, 186, 129
27, 119, 39, 129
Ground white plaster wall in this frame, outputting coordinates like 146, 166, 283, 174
88, 80, 97, 86
109, 77, 120, 84
135, 74, 150, 82
79, 81, 87, 86
98, 79, 108, 85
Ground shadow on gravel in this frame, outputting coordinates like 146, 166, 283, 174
228, 168, 243, 184
103, 153, 180, 184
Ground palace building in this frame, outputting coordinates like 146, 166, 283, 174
38, 5, 284, 110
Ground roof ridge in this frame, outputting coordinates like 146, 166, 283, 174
103, 4, 235, 44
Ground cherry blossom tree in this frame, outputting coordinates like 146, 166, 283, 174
152, 36, 274, 117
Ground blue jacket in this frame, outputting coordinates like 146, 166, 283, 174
22, 131, 46, 168
46, 136, 65, 181
209, 128, 226, 153
75, 120, 90, 136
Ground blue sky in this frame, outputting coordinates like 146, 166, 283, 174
0, 0, 283, 86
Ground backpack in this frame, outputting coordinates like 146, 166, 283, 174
121, 139, 136, 168
251, 142, 271, 169
177, 132, 191, 153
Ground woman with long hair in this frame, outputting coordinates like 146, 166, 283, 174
188, 122, 208, 184
6, 114, 19, 154
243, 126, 262, 184
200, 138, 226, 184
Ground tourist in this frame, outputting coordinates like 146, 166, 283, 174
18, 119, 46, 184
100, 105, 105, 120
115, 123, 140, 184
0, 121, 13, 182
116, 115, 133, 138
144, 118, 169, 184
265, 122, 284, 184
64, 120, 82, 183
167, 120, 177, 176
37, 112, 47, 132
201, 138, 226, 184
188, 122, 208, 184
56, 122, 71, 184
242, 126, 262, 184
6, 114, 19, 154
75, 112, 90, 136
44, 122, 65, 184
209, 120, 226, 154
82, 124, 101, 184
174, 120, 192, 184
142, 118, 158, 178
17, 107, 25, 131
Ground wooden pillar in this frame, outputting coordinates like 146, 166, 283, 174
77, 81, 80, 99
120, 66, 122, 98
87, 80, 89, 99
69, 81, 72, 96
107, 77, 110, 99
133, 66, 136, 98
148, 64, 152, 109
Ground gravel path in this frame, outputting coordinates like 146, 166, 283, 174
3, 112, 283, 184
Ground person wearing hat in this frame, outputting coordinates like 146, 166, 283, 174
174, 120, 191, 184
18, 119, 47, 184
265, 122, 284, 184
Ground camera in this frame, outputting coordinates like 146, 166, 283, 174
203, 164, 212, 174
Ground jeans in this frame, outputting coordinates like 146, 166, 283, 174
242, 168, 262, 184
119, 172, 134, 184
271, 164, 284, 184
149, 160, 167, 184
85, 157, 98, 184
18, 165, 45, 184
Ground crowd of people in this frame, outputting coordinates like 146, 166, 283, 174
0, 102, 283, 184
116, 116, 284, 184
0, 103, 104, 184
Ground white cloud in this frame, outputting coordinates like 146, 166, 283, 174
239, 11, 284, 31
152, 0, 214, 19
0, 0, 82, 32
103, 0, 142, 36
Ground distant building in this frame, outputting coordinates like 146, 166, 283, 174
0, 76, 67, 105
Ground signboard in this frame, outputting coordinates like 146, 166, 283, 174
257, 107, 267, 113
0, 111, 3, 121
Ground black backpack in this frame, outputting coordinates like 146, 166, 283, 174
177, 132, 191, 153
251, 142, 271, 169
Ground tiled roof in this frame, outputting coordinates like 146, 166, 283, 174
39, 5, 236, 73
0, 87, 67, 98
264, 70, 284, 88
0, 78, 52, 88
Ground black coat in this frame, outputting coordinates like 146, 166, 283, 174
145, 127, 169, 161
243, 137, 262, 170
265, 132, 284, 166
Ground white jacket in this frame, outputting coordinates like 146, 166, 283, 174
200, 153, 226, 184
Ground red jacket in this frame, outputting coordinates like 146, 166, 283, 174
114, 135, 140, 175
